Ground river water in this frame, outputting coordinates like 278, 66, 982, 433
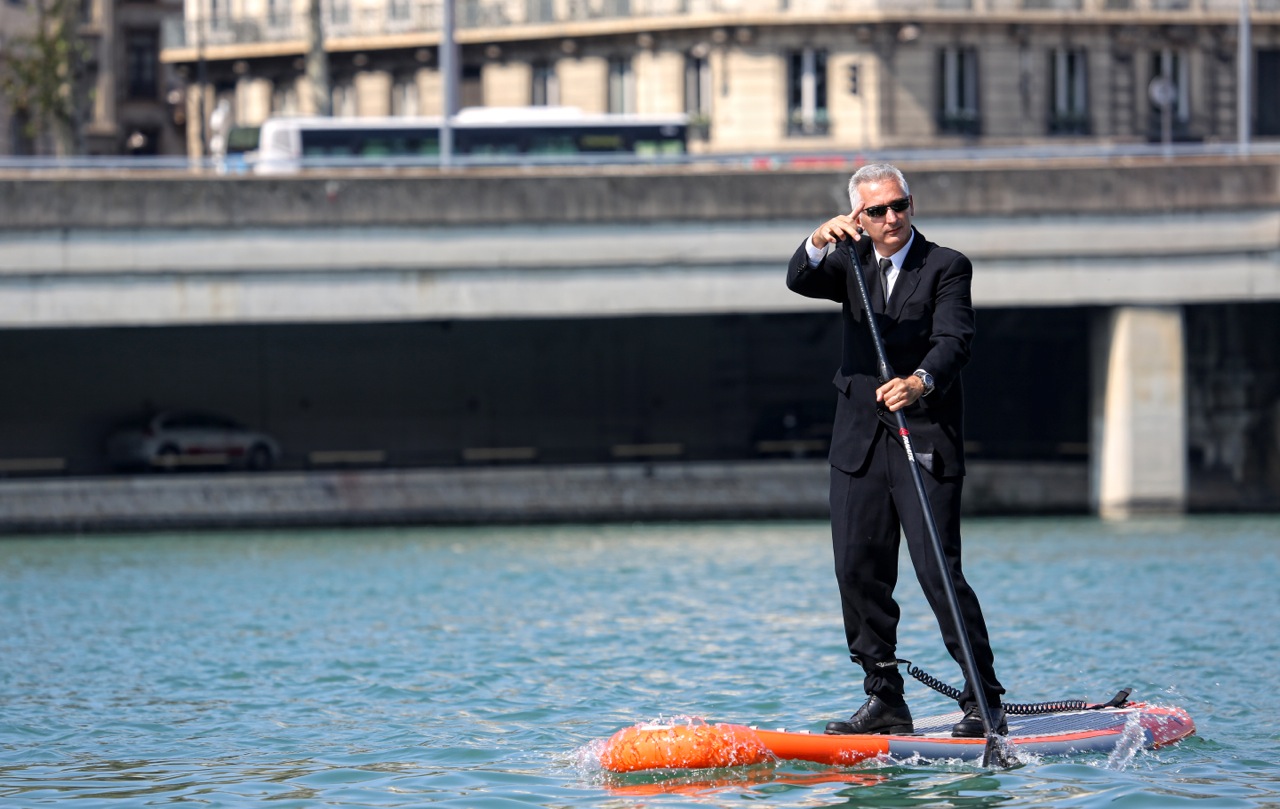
1, 515, 1277, 807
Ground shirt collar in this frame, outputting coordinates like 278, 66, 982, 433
874, 229, 915, 270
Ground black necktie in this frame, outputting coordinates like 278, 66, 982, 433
878, 258, 893, 304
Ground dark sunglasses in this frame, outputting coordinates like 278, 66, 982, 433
861, 197, 911, 219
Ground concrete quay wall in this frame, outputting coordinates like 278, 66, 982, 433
2, 156, 1279, 230
0, 460, 1086, 534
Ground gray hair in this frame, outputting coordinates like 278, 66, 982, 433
847, 163, 910, 210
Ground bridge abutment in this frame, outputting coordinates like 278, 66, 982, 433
1090, 306, 1188, 517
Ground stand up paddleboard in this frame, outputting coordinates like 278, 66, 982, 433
599, 702, 1195, 772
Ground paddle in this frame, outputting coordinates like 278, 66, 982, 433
843, 236, 1010, 769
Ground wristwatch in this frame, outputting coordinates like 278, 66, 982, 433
913, 369, 935, 396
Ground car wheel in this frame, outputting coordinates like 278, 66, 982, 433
156, 445, 180, 472
247, 444, 273, 471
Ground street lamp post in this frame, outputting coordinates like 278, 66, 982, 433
440, 0, 457, 168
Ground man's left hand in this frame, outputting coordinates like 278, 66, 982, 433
876, 375, 925, 412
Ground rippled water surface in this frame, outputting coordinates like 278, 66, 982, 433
2, 515, 1278, 807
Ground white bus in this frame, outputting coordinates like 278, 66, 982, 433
254, 107, 689, 173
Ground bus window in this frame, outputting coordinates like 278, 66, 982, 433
578, 133, 626, 152
458, 129, 522, 155
635, 139, 685, 156
360, 137, 395, 156
301, 130, 361, 156
528, 134, 577, 155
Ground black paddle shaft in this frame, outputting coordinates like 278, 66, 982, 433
842, 236, 1007, 768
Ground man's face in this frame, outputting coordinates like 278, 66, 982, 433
854, 179, 914, 256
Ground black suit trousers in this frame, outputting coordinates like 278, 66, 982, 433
829, 424, 1004, 708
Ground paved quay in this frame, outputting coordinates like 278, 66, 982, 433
0, 460, 1087, 533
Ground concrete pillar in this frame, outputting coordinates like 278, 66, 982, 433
1089, 306, 1187, 517
482, 62, 532, 107
558, 57, 607, 113
355, 71, 392, 117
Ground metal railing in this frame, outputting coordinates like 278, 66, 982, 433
161, 0, 1277, 50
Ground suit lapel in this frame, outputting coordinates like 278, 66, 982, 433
885, 228, 925, 321
849, 238, 884, 315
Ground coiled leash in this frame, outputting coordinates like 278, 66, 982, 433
896, 659, 1132, 715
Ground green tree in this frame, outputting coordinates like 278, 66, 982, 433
0, 0, 92, 155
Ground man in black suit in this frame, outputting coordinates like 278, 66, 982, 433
786, 164, 1005, 738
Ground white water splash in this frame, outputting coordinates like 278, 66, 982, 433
572, 737, 609, 774
1103, 710, 1147, 770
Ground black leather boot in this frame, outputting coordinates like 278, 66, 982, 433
951, 703, 1008, 738
825, 695, 914, 735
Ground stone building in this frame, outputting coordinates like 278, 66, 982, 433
0, 0, 186, 155
84, 0, 189, 155
114, 1, 1280, 156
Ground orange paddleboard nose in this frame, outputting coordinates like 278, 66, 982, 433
599, 722, 771, 773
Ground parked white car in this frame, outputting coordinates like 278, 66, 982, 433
107, 411, 281, 471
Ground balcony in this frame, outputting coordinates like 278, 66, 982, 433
786, 109, 830, 138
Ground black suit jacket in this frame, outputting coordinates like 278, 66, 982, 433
786, 227, 975, 477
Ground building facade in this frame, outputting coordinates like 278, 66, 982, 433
157, 0, 1280, 157
83, 0, 189, 155
0, 0, 186, 155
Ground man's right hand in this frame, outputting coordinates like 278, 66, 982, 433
811, 213, 864, 249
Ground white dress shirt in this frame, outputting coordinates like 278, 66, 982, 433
804, 230, 916, 301
803, 229, 931, 390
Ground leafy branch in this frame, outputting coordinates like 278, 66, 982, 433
0, 0, 93, 155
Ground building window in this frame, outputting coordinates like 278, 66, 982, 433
1148, 48, 1189, 139
787, 48, 828, 137
213, 82, 237, 126
390, 74, 420, 116
1259, 50, 1280, 137
607, 56, 634, 114
272, 79, 299, 115
330, 0, 351, 28
10, 109, 33, 155
531, 62, 559, 106
208, 0, 226, 31
684, 51, 711, 115
938, 46, 980, 135
461, 63, 483, 109
125, 30, 159, 99
267, 0, 291, 29
388, 0, 410, 23
331, 78, 356, 117
526, 0, 554, 23
1049, 48, 1089, 135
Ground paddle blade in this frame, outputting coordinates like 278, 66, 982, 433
982, 735, 1014, 769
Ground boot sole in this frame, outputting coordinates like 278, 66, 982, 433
825, 722, 914, 736
951, 724, 1008, 738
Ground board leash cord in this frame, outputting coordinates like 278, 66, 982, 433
899, 659, 1132, 715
